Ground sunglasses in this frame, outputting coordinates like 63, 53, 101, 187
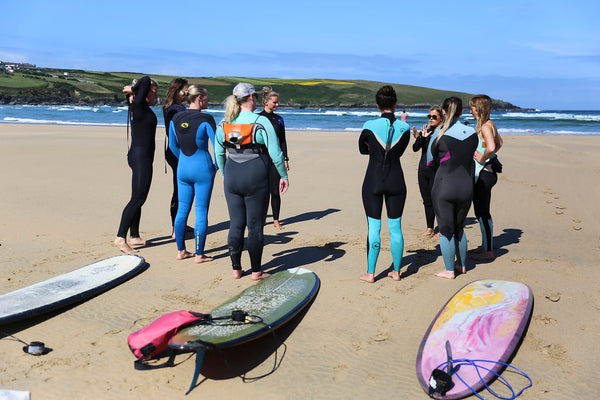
427, 115, 439, 120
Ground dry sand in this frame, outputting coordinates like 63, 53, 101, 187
1, 124, 599, 399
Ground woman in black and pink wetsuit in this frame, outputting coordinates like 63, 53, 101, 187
114, 76, 158, 254
163, 78, 189, 237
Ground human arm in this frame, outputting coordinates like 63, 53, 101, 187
214, 123, 227, 177
474, 123, 496, 163
258, 116, 288, 180
168, 121, 180, 158
358, 129, 370, 154
130, 76, 151, 107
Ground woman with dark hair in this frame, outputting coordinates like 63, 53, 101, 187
169, 85, 216, 263
470, 94, 503, 261
215, 83, 289, 280
358, 85, 411, 283
426, 96, 478, 279
114, 76, 158, 254
163, 78, 189, 237
412, 106, 444, 237
258, 86, 289, 229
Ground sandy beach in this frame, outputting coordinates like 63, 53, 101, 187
1, 123, 599, 399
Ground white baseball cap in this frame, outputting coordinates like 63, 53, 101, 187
232, 83, 256, 98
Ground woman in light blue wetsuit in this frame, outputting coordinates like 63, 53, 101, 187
427, 97, 478, 279
169, 85, 217, 263
358, 86, 411, 283
215, 83, 289, 280
470, 94, 503, 261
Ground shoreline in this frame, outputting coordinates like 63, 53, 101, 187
1, 124, 599, 399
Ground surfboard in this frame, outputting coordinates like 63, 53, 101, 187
416, 280, 533, 399
169, 267, 320, 351
0, 254, 147, 325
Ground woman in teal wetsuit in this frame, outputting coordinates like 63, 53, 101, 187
358, 85, 411, 283
427, 97, 478, 279
169, 85, 217, 263
215, 83, 289, 280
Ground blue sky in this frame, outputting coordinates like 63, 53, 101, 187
1, 0, 598, 110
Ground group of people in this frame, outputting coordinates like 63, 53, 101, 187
359, 86, 502, 282
114, 77, 289, 281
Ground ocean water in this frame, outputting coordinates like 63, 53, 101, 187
0, 105, 599, 135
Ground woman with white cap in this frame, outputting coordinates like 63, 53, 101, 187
215, 83, 289, 280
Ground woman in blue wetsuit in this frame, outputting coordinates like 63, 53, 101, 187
163, 78, 189, 238
258, 86, 289, 230
114, 76, 158, 254
427, 97, 478, 279
358, 85, 411, 283
469, 94, 503, 261
169, 85, 217, 263
412, 106, 443, 238
215, 83, 289, 280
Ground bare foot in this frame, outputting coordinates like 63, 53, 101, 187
129, 237, 147, 246
471, 251, 495, 261
251, 271, 270, 281
388, 270, 401, 281
455, 265, 466, 275
420, 228, 435, 237
432, 232, 440, 240
359, 273, 375, 283
176, 250, 194, 260
435, 270, 455, 279
232, 270, 243, 279
114, 237, 138, 254
195, 254, 214, 263
273, 220, 284, 230
171, 230, 176, 239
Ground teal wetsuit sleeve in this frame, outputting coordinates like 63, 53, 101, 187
215, 123, 226, 176
426, 129, 441, 166
168, 120, 180, 158
257, 116, 288, 179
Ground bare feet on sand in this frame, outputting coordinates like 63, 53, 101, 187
471, 251, 495, 261
359, 272, 375, 283
435, 270, 455, 279
176, 250, 194, 260
195, 255, 214, 263
273, 220, 284, 230
129, 237, 147, 246
432, 232, 440, 240
420, 228, 435, 237
388, 270, 401, 281
232, 270, 243, 279
251, 271, 270, 281
114, 237, 138, 254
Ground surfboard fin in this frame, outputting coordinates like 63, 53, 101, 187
185, 348, 206, 395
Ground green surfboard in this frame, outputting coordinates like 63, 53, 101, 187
169, 267, 319, 351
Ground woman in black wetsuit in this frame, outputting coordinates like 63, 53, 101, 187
258, 87, 289, 230
114, 76, 158, 254
358, 85, 411, 283
426, 97, 478, 279
163, 78, 189, 238
412, 106, 443, 238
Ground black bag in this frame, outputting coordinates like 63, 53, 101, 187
489, 157, 503, 173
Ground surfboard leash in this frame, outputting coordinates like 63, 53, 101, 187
0, 330, 51, 356
428, 341, 532, 400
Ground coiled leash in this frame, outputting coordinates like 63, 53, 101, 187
428, 341, 532, 400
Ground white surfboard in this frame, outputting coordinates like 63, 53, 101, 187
0, 255, 147, 325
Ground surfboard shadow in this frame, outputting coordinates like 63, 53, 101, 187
186, 295, 318, 384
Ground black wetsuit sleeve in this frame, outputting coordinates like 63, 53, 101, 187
131, 76, 151, 108
413, 135, 426, 152
358, 129, 371, 154
278, 116, 288, 160
396, 130, 410, 158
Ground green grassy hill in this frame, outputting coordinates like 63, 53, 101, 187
0, 67, 522, 110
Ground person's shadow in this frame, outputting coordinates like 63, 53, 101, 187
262, 242, 345, 275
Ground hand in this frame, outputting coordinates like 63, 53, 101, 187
421, 124, 431, 138
411, 126, 419, 138
279, 179, 289, 194
474, 150, 484, 163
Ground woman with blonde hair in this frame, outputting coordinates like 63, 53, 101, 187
168, 85, 216, 263
163, 78, 189, 236
215, 83, 289, 280
259, 86, 289, 229
470, 94, 503, 261
427, 97, 478, 279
